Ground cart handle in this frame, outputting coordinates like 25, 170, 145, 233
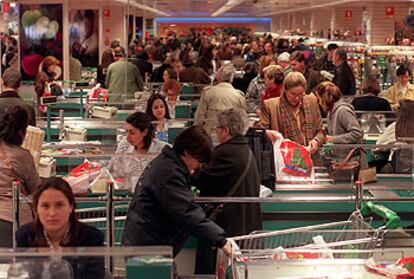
360, 202, 401, 229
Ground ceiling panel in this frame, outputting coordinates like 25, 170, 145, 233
120, 0, 410, 17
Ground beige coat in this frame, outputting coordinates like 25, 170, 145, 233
380, 83, 414, 111
194, 82, 246, 137
260, 94, 325, 146
0, 142, 40, 223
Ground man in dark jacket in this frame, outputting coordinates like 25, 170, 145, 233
290, 50, 324, 93
314, 43, 338, 74
192, 108, 262, 274
131, 50, 153, 82
122, 126, 231, 258
150, 53, 172, 83
332, 48, 356, 96
180, 51, 211, 93
0, 68, 36, 125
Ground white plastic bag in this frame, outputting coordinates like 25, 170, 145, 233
273, 132, 315, 183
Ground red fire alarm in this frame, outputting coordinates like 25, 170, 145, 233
104, 38, 110, 46
345, 10, 352, 19
103, 9, 110, 19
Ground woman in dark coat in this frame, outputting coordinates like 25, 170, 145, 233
196, 44, 220, 76
192, 108, 263, 275
34, 56, 60, 109
121, 126, 231, 258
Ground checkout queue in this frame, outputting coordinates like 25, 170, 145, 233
1, 36, 414, 277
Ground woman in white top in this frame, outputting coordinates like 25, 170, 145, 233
111, 112, 168, 191
146, 93, 171, 142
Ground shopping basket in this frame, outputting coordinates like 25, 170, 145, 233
217, 204, 401, 279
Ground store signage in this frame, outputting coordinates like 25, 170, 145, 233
377, 56, 387, 68
103, 9, 110, 19
1, 2, 11, 13
385, 6, 394, 17
345, 10, 352, 19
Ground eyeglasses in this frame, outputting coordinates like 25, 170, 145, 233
286, 90, 305, 100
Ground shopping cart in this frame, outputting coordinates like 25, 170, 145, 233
217, 204, 401, 279
75, 202, 130, 246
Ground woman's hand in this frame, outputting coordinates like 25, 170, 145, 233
326, 135, 333, 143
221, 241, 232, 256
265, 130, 279, 142
308, 139, 319, 154
255, 108, 262, 118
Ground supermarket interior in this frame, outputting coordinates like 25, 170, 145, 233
2, 0, 414, 278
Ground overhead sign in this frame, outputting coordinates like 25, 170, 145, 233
103, 9, 110, 19
2, 2, 11, 13
385, 6, 395, 17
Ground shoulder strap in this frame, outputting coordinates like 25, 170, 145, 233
335, 148, 361, 169
227, 150, 253, 197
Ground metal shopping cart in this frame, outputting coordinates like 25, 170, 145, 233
217, 204, 401, 279
76, 203, 129, 246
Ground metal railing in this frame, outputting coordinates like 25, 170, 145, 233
12, 180, 414, 248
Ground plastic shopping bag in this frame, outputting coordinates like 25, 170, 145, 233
87, 84, 108, 102
64, 160, 102, 194
273, 132, 314, 183
366, 257, 414, 278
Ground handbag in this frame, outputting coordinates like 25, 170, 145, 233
203, 150, 254, 221
358, 167, 377, 183
50, 83, 63, 97
329, 148, 361, 184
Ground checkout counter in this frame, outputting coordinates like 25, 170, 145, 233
0, 246, 173, 279
16, 85, 414, 277
14, 136, 414, 276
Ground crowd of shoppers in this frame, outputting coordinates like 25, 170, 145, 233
4, 29, 414, 277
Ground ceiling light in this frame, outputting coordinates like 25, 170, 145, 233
262, 0, 359, 16
114, 0, 171, 17
211, 0, 247, 17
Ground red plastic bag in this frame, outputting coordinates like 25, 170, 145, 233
40, 91, 52, 114
273, 132, 314, 183
366, 257, 414, 278
69, 160, 101, 177
280, 140, 313, 177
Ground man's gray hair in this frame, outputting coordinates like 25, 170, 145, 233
217, 108, 248, 137
216, 64, 235, 83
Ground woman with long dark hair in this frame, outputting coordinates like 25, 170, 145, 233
0, 106, 40, 247
16, 177, 103, 248
16, 177, 105, 278
110, 111, 168, 191
146, 94, 171, 142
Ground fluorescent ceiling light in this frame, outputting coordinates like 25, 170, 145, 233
155, 17, 271, 23
262, 0, 360, 16
211, 0, 247, 17
114, 0, 171, 17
